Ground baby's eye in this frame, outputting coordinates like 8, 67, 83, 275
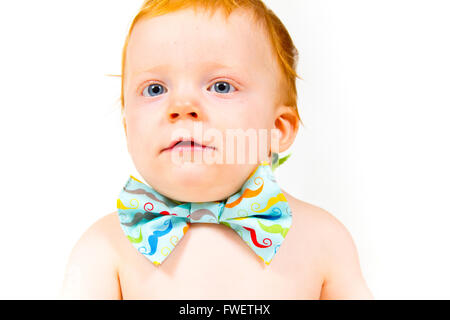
209, 81, 237, 94
142, 83, 166, 97
141, 81, 236, 97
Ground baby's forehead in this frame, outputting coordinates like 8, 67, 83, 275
131, 9, 267, 50
126, 9, 278, 81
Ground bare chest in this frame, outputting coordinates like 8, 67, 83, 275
117, 223, 323, 299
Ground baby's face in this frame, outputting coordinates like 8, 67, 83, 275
123, 8, 284, 202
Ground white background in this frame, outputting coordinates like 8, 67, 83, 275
0, 0, 449, 299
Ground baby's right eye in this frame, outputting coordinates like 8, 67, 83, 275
142, 83, 166, 97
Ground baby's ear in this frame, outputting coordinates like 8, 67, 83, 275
122, 117, 127, 138
272, 105, 299, 153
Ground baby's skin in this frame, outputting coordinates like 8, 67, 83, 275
61, 7, 373, 299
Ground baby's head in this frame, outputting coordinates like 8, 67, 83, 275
119, 0, 302, 202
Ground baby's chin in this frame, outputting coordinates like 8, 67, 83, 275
143, 160, 253, 203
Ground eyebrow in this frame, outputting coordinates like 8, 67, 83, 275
133, 61, 238, 77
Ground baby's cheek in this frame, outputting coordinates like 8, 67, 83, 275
127, 129, 154, 159
127, 116, 154, 141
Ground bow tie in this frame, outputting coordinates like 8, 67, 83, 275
116, 160, 292, 266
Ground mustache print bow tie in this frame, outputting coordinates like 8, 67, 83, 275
117, 160, 292, 266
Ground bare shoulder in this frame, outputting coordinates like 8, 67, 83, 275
88, 211, 123, 242
281, 189, 373, 299
281, 188, 349, 245
71, 212, 122, 258
60, 212, 123, 299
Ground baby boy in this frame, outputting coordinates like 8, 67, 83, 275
61, 0, 373, 299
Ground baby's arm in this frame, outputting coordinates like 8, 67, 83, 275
60, 214, 122, 299
318, 212, 374, 300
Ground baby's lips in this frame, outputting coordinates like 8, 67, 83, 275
161, 137, 216, 153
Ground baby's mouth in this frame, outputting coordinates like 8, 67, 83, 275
161, 138, 216, 153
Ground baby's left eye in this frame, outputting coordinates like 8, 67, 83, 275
208, 81, 237, 94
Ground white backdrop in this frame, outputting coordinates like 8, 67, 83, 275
1, 0, 449, 299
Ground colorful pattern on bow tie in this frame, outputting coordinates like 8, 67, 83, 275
117, 161, 292, 266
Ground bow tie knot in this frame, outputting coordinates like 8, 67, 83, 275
188, 202, 224, 224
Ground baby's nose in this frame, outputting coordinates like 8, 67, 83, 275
169, 110, 198, 120
167, 101, 202, 121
